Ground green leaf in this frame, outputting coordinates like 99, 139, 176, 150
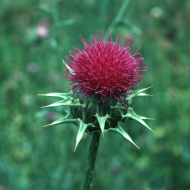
44, 118, 78, 127
125, 86, 153, 100
75, 120, 89, 151
94, 113, 111, 136
137, 92, 153, 96
122, 108, 155, 133
38, 92, 71, 99
43, 111, 78, 127
41, 97, 86, 108
40, 99, 69, 108
137, 115, 155, 120
106, 122, 139, 149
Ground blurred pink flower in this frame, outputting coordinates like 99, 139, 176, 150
47, 113, 56, 121
36, 21, 50, 38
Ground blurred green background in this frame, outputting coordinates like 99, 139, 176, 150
0, 0, 190, 189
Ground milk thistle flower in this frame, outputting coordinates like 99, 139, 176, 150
62, 30, 146, 103
39, 30, 154, 148
39, 30, 154, 190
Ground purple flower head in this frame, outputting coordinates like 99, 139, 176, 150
61, 30, 146, 102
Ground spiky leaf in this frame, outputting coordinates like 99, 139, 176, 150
44, 118, 78, 127
75, 120, 90, 151
126, 86, 153, 100
38, 92, 71, 99
106, 122, 139, 149
122, 108, 155, 133
43, 111, 78, 127
41, 97, 86, 108
94, 113, 111, 135
138, 115, 155, 120
137, 92, 153, 96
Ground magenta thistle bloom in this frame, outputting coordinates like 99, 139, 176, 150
61, 30, 146, 102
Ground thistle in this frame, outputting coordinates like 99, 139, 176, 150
39, 30, 154, 190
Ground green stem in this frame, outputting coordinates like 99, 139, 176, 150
81, 131, 101, 190
104, 0, 131, 41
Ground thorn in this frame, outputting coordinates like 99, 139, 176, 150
139, 93, 153, 96
145, 118, 155, 120
102, 130, 104, 137
132, 141, 140, 149
40, 105, 49, 108
38, 94, 46, 96
74, 144, 78, 152
148, 127, 156, 134
43, 123, 52, 127
144, 85, 154, 90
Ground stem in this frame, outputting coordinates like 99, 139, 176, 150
81, 131, 101, 190
104, 0, 131, 41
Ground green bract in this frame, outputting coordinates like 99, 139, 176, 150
39, 86, 154, 150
